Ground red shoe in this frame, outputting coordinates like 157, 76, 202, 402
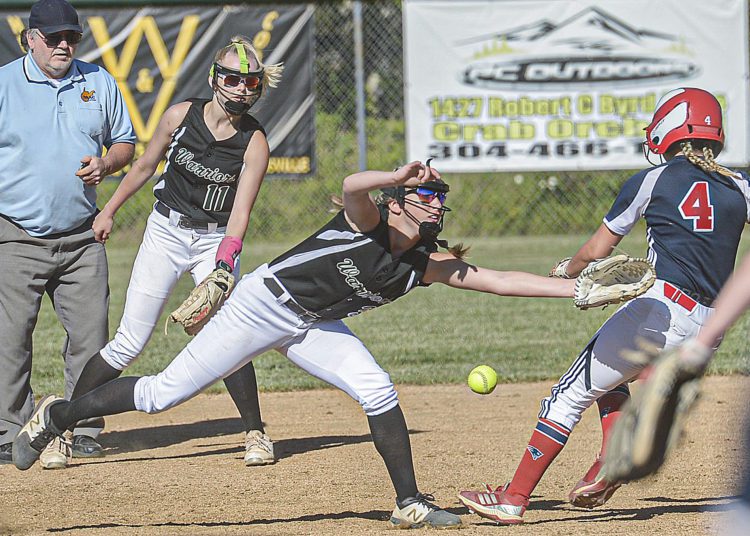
458, 484, 528, 525
569, 457, 622, 508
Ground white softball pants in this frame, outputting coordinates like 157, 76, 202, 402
132, 264, 399, 416
100, 208, 239, 370
540, 279, 713, 431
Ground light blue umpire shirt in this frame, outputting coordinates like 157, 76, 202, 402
0, 53, 135, 236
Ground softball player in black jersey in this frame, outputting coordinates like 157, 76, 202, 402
14, 160, 576, 529
459, 88, 750, 525
66, 37, 283, 466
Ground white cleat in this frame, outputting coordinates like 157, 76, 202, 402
244, 430, 276, 466
40, 434, 72, 470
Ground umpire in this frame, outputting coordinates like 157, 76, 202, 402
0, 0, 135, 466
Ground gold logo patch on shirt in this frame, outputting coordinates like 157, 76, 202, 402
80, 89, 96, 102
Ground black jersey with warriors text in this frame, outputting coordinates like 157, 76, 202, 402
605, 156, 750, 301
269, 206, 436, 319
154, 98, 265, 225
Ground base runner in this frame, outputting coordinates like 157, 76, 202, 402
458, 87, 750, 524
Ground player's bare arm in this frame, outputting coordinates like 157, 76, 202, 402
342, 161, 434, 233
424, 252, 575, 297
93, 102, 190, 242
566, 223, 624, 277
224, 129, 269, 240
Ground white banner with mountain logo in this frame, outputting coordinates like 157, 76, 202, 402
404, 0, 749, 171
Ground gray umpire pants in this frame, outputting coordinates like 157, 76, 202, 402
0, 216, 109, 443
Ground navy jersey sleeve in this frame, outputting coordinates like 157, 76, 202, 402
731, 170, 750, 223
604, 166, 665, 235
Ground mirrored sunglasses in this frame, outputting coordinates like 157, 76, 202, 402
415, 186, 447, 204
218, 71, 262, 89
39, 31, 82, 47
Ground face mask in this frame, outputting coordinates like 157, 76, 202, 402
213, 81, 261, 115
209, 42, 264, 115
397, 181, 451, 247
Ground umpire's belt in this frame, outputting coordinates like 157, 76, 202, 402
155, 201, 219, 232
263, 278, 320, 322
663, 282, 712, 311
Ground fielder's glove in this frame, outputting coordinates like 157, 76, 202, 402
602, 340, 711, 483
574, 254, 656, 310
166, 268, 235, 336
549, 257, 574, 278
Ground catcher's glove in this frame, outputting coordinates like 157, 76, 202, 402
166, 268, 235, 336
549, 257, 574, 278
602, 340, 711, 483
574, 254, 656, 310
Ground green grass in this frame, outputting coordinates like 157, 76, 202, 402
30, 233, 750, 396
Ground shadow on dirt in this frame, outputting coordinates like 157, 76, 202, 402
523, 494, 740, 525
47, 509, 393, 533
453, 495, 740, 526
76, 418, 425, 464
47, 496, 741, 532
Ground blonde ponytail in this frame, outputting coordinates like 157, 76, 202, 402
680, 141, 736, 178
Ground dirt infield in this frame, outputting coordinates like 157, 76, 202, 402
1, 376, 748, 535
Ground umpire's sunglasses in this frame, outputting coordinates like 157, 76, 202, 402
37, 30, 83, 47
414, 186, 447, 205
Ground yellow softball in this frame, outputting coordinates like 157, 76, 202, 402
467, 365, 498, 395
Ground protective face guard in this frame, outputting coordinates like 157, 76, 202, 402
210, 45, 265, 115
387, 180, 451, 244
641, 140, 663, 167
402, 181, 450, 213
212, 63, 265, 87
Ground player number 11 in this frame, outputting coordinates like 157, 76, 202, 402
203, 184, 230, 212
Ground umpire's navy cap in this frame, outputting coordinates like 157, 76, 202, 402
28, 0, 82, 34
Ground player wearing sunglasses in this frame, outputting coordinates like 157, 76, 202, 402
208, 40, 272, 117
53, 37, 285, 469
13, 160, 578, 529
381, 163, 452, 246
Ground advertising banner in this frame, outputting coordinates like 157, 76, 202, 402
404, 0, 749, 171
0, 4, 315, 176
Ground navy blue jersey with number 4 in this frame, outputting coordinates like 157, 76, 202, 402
605, 156, 750, 301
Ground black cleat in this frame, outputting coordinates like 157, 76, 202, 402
72, 435, 104, 458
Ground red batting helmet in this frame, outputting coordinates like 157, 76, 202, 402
645, 88, 724, 155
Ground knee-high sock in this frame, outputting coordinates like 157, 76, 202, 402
505, 418, 571, 501
67, 351, 125, 434
597, 387, 630, 456
71, 352, 123, 400
575, 388, 631, 481
223, 361, 264, 432
49, 377, 140, 432
368, 405, 418, 503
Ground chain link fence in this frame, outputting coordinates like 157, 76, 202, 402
101, 1, 677, 244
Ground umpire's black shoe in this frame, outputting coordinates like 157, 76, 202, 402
0, 442, 12, 464
72, 435, 104, 458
